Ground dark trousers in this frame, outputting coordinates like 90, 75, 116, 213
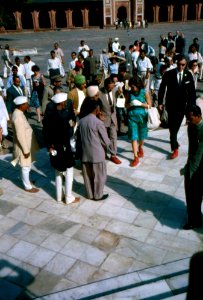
116, 107, 127, 132
168, 110, 185, 151
184, 170, 203, 226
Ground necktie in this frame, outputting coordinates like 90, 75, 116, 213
107, 93, 114, 113
107, 93, 112, 106
178, 73, 182, 85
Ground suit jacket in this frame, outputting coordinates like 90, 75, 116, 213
125, 51, 133, 75
99, 88, 117, 128
158, 68, 196, 113
6, 85, 24, 113
12, 109, 39, 167
68, 88, 86, 112
186, 120, 203, 180
78, 114, 110, 163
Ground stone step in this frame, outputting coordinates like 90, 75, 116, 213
36, 258, 190, 300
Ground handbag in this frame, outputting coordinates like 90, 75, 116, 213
147, 107, 161, 130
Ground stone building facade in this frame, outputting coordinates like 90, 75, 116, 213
1, 0, 202, 31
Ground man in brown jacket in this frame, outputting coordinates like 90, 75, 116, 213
68, 74, 86, 117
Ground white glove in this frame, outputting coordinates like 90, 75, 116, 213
130, 99, 142, 107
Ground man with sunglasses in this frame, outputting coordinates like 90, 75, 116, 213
158, 55, 196, 159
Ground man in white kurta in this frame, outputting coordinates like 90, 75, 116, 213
12, 96, 39, 193
23, 56, 35, 98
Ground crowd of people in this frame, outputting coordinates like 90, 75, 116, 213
0, 31, 202, 230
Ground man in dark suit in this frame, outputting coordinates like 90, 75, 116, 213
158, 55, 196, 159
99, 77, 121, 164
6, 75, 24, 120
125, 44, 134, 76
180, 105, 203, 230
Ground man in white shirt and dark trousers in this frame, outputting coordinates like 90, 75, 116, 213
23, 55, 35, 98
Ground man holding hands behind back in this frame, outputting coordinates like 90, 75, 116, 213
181, 105, 203, 230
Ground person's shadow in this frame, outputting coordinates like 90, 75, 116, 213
0, 259, 36, 300
105, 174, 190, 230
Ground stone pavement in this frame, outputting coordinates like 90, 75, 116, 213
0, 23, 203, 299
1, 123, 203, 299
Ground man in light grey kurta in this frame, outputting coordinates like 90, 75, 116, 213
78, 101, 110, 200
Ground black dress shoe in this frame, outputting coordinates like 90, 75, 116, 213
93, 194, 109, 201
182, 223, 202, 230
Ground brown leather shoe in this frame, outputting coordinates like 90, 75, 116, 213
130, 157, 139, 167
110, 156, 121, 164
170, 149, 178, 159
25, 187, 39, 193
138, 146, 144, 158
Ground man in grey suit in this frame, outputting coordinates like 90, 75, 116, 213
78, 100, 110, 200
99, 77, 122, 164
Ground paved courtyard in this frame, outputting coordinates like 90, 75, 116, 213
0, 22, 203, 299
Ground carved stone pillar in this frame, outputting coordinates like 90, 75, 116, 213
48, 10, 56, 30
182, 4, 188, 22
31, 11, 40, 30
155, 6, 160, 23
167, 6, 170, 22
153, 6, 156, 23
169, 5, 174, 22
184, 4, 188, 22
81, 8, 89, 27
65, 9, 73, 28
84, 8, 89, 27
196, 3, 202, 21
13, 11, 22, 31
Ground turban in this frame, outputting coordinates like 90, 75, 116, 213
13, 96, 28, 105
51, 92, 67, 104
74, 75, 86, 86
86, 85, 99, 97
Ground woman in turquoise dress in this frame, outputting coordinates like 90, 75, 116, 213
126, 77, 151, 167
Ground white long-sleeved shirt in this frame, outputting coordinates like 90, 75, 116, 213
23, 61, 35, 79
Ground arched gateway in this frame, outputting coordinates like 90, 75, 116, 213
1, 0, 202, 31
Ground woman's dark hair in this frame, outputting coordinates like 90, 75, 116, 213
53, 86, 63, 94
186, 105, 201, 118
188, 59, 198, 69
129, 76, 144, 90
32, 65, 40, 72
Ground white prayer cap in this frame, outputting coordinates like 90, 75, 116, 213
13, 96, 28, 105
51, 92, 67, 104
87, 85, 99, 97
115, 37, 119, 41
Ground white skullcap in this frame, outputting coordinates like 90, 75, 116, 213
115, 37, 119, 41
13, 96, 28, 105
87, 85, 99, 97
51, 92, 67, 104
